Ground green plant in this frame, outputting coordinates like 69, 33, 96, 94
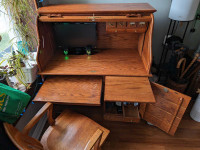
0, 50, 29, 88
0, 0, 37, 88
0, 0, 37, 52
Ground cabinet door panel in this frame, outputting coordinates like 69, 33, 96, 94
140, 82, 191, 135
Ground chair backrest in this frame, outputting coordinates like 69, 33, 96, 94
3, 103, 105, 150
3, 123, 43, 150
3, 103, 54, 150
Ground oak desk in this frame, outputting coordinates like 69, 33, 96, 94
33, 3, 191, 136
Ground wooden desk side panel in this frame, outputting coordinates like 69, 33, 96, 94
35, 18, 42, 72
138, 33, 145, 56
36, 21, 56, 72
141, 14, 154, 74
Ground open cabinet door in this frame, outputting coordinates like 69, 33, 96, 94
139, 82, 191, 136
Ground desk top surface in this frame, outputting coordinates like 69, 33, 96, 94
38, 3, 156, 15
39, 49, 149, 77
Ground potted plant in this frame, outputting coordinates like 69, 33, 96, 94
0, 50, 29, 88
0, 65, 15, 86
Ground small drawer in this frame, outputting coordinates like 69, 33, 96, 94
127, 21, 137, 28
106, 22, 116, 29
138, 22, 147, 28
106, 22, 118, 33
117, 22, 126, 29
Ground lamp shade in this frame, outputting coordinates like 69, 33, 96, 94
169, 0, 200, 21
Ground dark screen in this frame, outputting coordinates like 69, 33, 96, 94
53, 23, 96, 49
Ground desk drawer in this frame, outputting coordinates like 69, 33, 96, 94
104, 76, 155, 103
34, 76, 102, 106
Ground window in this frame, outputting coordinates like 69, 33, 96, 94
0, 6, 16, 62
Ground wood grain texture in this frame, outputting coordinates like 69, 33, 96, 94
4, 106, 110, 150
141, 14, 154, 74
36, 22, 56, 72
104, 76, 155, 103
34, 76, 102, 106
138, 33, 145, 56
140, 82, 191, 135
36, 20, 152, 77
97, 23, 139, 49
41, 109, 110, 150
84, 129, 103, 150
3, 123, 43, 150
38, 3, 156, 15
39, 49, 149, 76
39, 15, 152, 22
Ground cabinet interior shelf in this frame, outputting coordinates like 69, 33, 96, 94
39, 48, 149, 76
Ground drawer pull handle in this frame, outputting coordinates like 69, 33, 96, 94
130, 22, 136, 25
47, 14, 62, 18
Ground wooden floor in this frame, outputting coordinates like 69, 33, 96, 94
53, 102, 200, 150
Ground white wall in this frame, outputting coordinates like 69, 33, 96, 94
44, 0, 200, 64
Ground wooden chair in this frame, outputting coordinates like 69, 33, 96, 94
3, 103, 110, 150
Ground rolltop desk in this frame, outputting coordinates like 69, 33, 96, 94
32, 2, 191, 136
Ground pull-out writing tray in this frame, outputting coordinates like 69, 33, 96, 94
34, 76, 102, 106
104, 76, 155, 103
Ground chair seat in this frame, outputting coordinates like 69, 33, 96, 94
41, 109, 110, 150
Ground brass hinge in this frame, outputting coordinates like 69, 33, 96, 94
88, 14, 101, 21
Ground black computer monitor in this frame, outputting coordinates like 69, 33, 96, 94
53, 22, 97, 49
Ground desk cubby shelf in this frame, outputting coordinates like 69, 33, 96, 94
39, 48, 149, 76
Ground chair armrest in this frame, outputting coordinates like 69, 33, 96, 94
22, 102, 55, 135
84, 129, 103, 150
